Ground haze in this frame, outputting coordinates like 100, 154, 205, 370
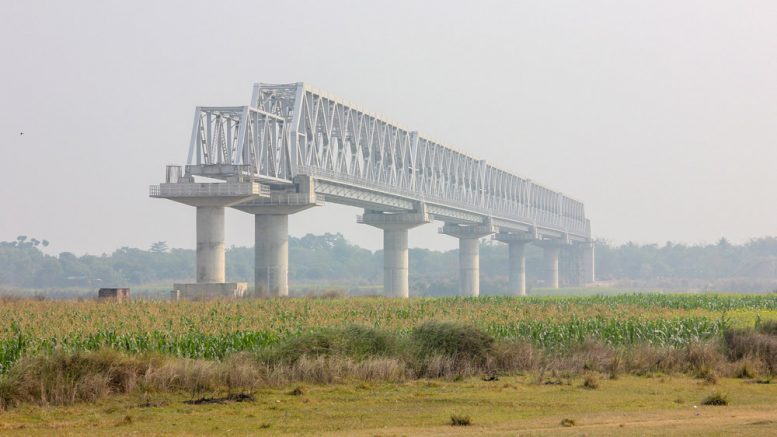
1, 0, 776, 255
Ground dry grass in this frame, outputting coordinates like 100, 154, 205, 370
582, 373, 600, 389
2, 322, 777, 410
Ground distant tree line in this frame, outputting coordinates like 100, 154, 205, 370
2, 234, 777, 292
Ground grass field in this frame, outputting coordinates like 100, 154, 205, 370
1, 294, 776, 435
0, 375, 775, 436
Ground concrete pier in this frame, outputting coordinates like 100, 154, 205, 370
254, 214, 289, 297
542, 244, 561, 289
440, 223, 496, 297
578, 242, 595, 285
360, 207, 431, 298
150, 174, 265, 299
196, 206, 226, 282
233, 175, 322, 297
509, 242, 527, 296
459, 238, 479, 296
384, 227, 410, 297
494, 232, 534, 296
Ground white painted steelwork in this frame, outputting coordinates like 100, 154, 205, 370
185, 83, 590, 240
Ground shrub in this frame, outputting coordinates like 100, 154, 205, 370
734, 357, 761, 379
2, 349, 157, 407
701, 391, 728, 406
560, 418, 576, 427
410, 322, 494, 363
260, 326, 396, 364
696, 366, 718, 385
581, 373, 599, 389
757, 320, 777, 336
267, 331, 340, 364
724, 329, 777, 374
450, 414, 471, 426
340, 325, 398, 359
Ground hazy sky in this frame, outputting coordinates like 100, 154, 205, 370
2, 0, 776, 255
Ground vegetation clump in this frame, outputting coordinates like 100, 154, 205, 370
581, 373, 600, 389
450, 414, 471, 426
701, 391, 728, 406
723, 328, 777, 374
410, 321, 494, 363
259, 325, 398, 364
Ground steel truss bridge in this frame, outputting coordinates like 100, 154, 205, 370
153, 82, 593, 298
186, 83, 590, 241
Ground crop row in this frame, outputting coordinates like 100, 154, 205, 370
0, 314, 732, 373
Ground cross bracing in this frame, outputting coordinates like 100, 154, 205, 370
185, 82, 590, 240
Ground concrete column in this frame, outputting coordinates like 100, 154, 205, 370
360, 207, 430, 298
384, 228, 410, 298
508, 241, 527, 296
459, 238, 480, 297
543, 245, 560, 289
440, 223, 495, 297
580, 243, 595, 284
196, 206, 226, 283
255, 214, 289, 297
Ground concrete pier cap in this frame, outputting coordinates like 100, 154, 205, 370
231, 174, 324, 298
150, 172, 268, 293
359, 203, 431, 298
439, 221, 497, 297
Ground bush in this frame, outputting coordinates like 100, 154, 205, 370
581, 373, 599, 389
724, 329, 777, 374
268, 331, 340, 364
260, 326, 396, 364
410, 322, 494, 363
2, 349, 158, 407
701, 391, 728, 406
757, 320, 777, 336
340, 325, 398, 359
450, 414, 471, 426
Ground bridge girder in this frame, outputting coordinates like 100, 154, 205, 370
182, 82, 591, 241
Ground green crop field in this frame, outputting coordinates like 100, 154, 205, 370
2, 294, 777, 436
2, 294, 777, 373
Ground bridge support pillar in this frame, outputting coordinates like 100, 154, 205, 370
196, 206, 226, 283
534, 241, 565, 289
233, 175, 323, 297
359, 206, 431, 298
150, 174, 265, 298
440, 223, 496, 297
494, 233, 535, 296
577, 242, 595, 285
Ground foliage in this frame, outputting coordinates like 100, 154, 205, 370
450, 414, 471, 426
701, 391, 728, 406
410, 321, 494, 363
5, 234, 777, 292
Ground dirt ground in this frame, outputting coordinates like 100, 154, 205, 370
0, 375, 775, 436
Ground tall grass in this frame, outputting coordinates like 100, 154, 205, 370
2, 320, 776, 410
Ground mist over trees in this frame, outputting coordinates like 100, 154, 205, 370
2, 234, 777, 293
